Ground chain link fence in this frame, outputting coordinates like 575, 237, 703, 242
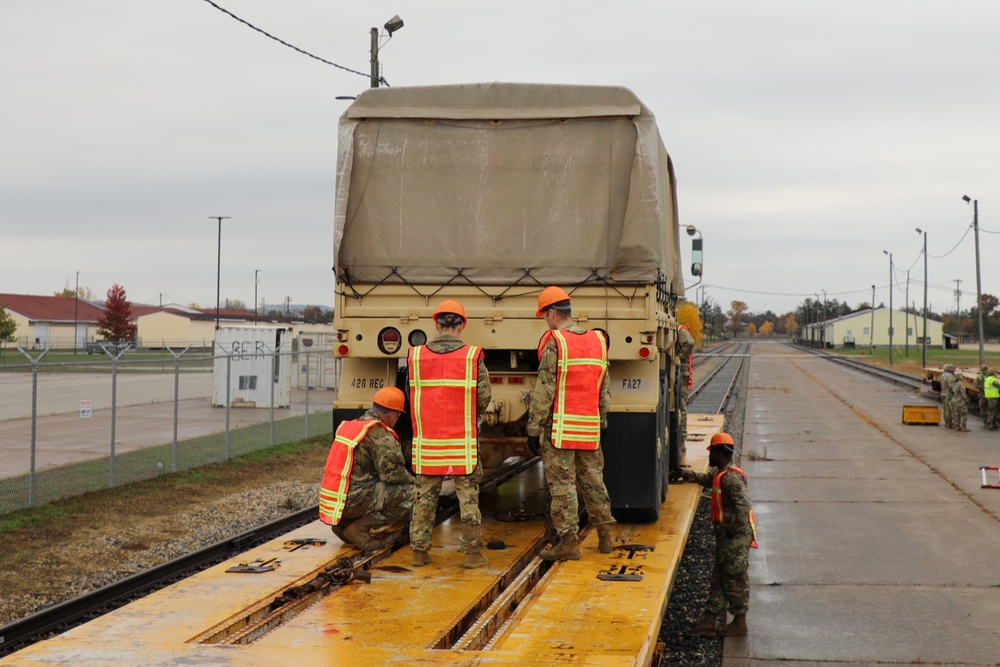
0, 348, 339, 515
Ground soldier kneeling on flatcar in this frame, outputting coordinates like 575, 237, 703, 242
319, 387, 415, 553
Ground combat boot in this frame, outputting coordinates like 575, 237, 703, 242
682, 612, 718, 638
411, 550, 431, 567
717, 613, 747, 637
596, 525, 614, 554
343, 516, 385, 554
540, 533, 581, 561
462, 524, 488, 569
330, 520, 353, 545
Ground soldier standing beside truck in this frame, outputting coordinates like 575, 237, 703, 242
408, 300, 493, 569
527, 287, 616, 561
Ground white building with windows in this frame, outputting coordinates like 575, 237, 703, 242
802, 307, 943, 350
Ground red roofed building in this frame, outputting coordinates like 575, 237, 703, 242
0, 293, 107, 349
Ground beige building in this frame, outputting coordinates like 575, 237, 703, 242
0, 293, 105, 349
802, 306, 943, 350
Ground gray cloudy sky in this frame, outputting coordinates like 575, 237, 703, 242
3, 1, 998, 318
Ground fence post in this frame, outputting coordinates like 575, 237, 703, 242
305, 349, 310, 437
269, 350, 275, 445
225, 351, 232, 461
166, 346, 190, 473
16, 348, 49, 507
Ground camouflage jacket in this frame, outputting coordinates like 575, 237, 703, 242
350, 410, 415, 487
682, 463, 754, 538
526, 323, 611, 439
675, 327, 695, 377
414, 334, 492, 415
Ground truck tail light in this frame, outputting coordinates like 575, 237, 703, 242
638, 346, 651, 359
337, 345, 349, 356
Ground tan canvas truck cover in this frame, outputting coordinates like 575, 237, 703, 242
334, 82, 683, 295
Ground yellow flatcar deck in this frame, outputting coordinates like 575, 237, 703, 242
1, 415, 722, 667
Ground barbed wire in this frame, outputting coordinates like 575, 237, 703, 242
199, 0, 369, 79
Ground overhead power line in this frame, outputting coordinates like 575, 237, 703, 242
200, 0, 368, 78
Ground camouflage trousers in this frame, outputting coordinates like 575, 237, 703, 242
679, 374, 690, 442
986, 397, 999, 429
948, 397, 968, 429
541, 439, 615, 538
409, 466, 483, 553
341, 481, 414, 528
704, 527, 751, 616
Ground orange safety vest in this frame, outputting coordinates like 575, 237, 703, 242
408, 344, 481, 476
711, 465, 759, 548
539, 329, 608, 451
319, 419, 387, 525
687, 354, 694, 391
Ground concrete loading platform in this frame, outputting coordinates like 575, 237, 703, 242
728, 341, 1000, 667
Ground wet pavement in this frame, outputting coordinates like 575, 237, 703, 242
726, 341, 1000, 667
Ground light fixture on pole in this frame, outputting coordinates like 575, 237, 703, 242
685, 225, 703, 290
209, 216, 231, 331
254, 269, 261, 324
916, 227, 928, 368
962, 195, 985, 368
883, 250, 894, 364
370, 15, 404, 88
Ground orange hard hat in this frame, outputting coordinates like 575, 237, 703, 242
536, 286, 572, 317
432, 299, 467, 324
707, 432, 734, 450
679, 324, 690, 331
372, 387, 405, 413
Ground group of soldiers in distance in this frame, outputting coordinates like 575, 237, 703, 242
942, 364, 1000, 430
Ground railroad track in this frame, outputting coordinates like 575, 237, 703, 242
688, 340, 751, 414
794, 344, 927, 392
0, 456, 536, 658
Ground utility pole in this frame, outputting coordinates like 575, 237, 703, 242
953, 279, 962, 345
968, 197, 985, 368
916, 228, 928, 369
884, 251, 894, 364
74, 271, 80, 354
209, 216, 231, 331
254, 269, 261, 324
370, 27, 379, 87
870, 285, 875, 355
905, 271, 910, 357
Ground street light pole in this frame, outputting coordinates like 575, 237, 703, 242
963, 196, 985, 368
210, 216, 231, 331
74, 271, 80, 354
370, 15, 404, 88
870, 284, 876, 355
916, 228, 928, 368
884, 250, 894, 364
254, 269, 261, 324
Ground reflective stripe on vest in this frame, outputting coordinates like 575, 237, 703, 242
319, 419, 385, 525
549, 329, 608, 451
985, 375, 1000, 399
687, 354, 694, 391
408, 344, 480, 475
711, 465, 759, 548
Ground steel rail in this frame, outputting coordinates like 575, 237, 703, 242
0, 457, 536, 657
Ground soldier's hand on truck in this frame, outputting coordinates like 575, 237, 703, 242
668, 468, 684, 483
526, 435, 541, 456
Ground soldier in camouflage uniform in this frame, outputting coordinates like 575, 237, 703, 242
676, 324, 695, 448
975, 365, 989, 419
940, 364, 957, 429
527, 287, 616, 561
946, 364, 970, 431
321, 387, 415, 553
984, 370, 999, 430
408, 300, 493, 569
671, 432, 757, 638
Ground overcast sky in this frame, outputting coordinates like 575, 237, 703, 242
3, 1, 998, 318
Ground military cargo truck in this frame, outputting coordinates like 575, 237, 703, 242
332, 83, 694, 521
